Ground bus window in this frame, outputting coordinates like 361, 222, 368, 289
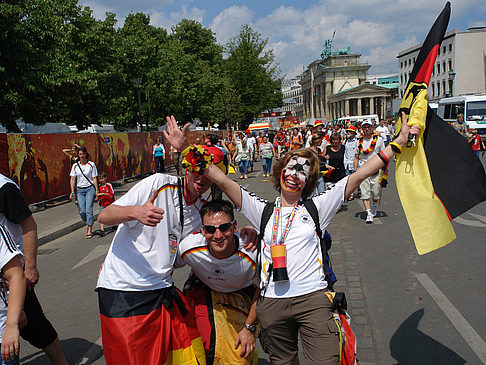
444, 104, 451, 119
466, 101, 486, 121
451, 103, 464, 119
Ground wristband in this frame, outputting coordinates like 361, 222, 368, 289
377, 151, 389, 166
243, 323, 256, 334
389, 142, 402, 154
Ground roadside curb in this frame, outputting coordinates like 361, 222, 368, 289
38, 214, 99, 246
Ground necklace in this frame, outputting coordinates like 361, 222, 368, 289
358, 134, 378, 154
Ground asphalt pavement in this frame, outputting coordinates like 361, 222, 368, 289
21, 158, 486, 365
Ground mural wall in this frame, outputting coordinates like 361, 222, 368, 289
0, 131, 217, 204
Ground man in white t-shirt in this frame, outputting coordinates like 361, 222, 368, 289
375, 119, 391, 146
176, 199, 258, 365
354, 120, 386, 223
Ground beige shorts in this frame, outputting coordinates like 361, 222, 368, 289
360, 172, 381, 200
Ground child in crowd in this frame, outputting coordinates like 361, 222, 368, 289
97, 172, 115, 236
0, 224, 26, 365
468, 129, 485, 158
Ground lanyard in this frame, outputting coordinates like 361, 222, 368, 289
271, 198, 299, 246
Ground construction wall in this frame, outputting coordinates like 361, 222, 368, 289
0, 130, 219, 204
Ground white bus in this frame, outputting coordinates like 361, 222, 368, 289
337, 114, 379, 126
437, 94, 486, 135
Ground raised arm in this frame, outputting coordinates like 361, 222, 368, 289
162, 115, 191, 152
345, 112, 420, 199
204, 165, 242, 209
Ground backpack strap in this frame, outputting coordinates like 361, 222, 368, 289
177, 177, 184, 234
302, 199, 334, 290
256, 201, 275, 285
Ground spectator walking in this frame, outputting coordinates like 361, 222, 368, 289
62, 144, 80, 166
259, 135, 275, 177
324, 133, 346, 189
354, 121, 385, 223
246, 131, 257, 172
234, 138, 252, 179
153, 138, 165, 173
70, 147, 98, 238
469, 129, 485, 158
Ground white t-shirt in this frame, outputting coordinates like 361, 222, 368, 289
70, 161, 98, 188
247, 136, 257, 151
356, 135, 385, 167
375, 125, 390, 141
175, 232, 257, 293
0, 224, 23, 341
97, 174, 206, 291
239, 177, 348, 298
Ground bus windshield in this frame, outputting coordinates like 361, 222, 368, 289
467, 101, 486, 121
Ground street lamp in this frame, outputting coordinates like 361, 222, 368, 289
448, 71, 456, 97
134, 77, 143, 131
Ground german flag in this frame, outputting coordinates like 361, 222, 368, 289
98, 286, 206, 365
395, 2, 486, 254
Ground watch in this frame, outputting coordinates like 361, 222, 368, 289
243, 323, 256, 334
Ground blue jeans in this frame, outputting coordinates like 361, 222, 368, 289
262, 157, 273, 174
77, 186, 95, 226
239, 159, 250, 175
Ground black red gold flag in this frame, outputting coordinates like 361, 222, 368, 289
395, 2, 486, 254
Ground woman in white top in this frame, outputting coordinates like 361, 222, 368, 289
164, 112, 419, 364
233, 138, 252, 180
70, 147, 98, 238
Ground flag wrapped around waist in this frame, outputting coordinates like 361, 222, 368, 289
394, 1, 486, 254
98, 286, 206, 365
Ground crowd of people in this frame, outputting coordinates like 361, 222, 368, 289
0, 111, 479, 365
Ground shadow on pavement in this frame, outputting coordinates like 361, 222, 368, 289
21, 338, 103, 365
390, 309, 466, 364
354, 210, 388, 220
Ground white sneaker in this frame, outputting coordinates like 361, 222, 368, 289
371, 202, 377, 217
365, 211, 373, 224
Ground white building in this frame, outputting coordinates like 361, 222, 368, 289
397, 27, 486, 102
281, 77, 303, 119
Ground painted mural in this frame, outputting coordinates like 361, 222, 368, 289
0, 130, 216, 204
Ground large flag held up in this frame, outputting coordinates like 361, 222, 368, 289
395, 1, 486, 255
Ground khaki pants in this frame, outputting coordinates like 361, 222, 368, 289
256, 290, 340, 365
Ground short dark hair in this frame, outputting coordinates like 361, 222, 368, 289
98, 171, 106, 179
199, 199, 235, 221
208, 134, 219, 146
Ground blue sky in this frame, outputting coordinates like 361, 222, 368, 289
79, 0, 486, 78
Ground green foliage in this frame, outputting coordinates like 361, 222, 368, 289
224, 25, 283, 128
0, 2, 283, 132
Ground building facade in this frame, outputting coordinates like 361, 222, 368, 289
398, 27, 486, 102
301, 54, 371, 122
281, 77, 303, 120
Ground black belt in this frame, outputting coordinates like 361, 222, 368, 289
77, 186, 93, 189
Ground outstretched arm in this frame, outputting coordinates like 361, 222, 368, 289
98, 190, 165, 226
345, 112, 420, 199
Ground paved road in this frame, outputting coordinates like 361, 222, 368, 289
19, 160, 486, 364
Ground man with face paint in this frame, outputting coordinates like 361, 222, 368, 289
165, 112, 421, 365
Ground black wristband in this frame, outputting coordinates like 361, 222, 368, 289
389, 142, 402, 154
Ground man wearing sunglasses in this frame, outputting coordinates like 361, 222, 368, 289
176, 199, 258, 365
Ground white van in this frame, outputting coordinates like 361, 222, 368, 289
437, 95, 486, 135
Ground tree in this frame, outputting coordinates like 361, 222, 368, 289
224, 25, 283, 128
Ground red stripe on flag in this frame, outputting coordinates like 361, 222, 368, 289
434, 192, 453, 222
414, 45, 439, 84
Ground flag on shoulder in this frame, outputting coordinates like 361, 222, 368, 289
394, 1, 486, 255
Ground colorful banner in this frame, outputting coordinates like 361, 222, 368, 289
0, 131, 220, 204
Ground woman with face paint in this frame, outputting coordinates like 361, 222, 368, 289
165, 112, 420, 365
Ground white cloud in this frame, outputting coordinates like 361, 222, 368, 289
80, 1, 114, 20
210, 6, 254, 45
148, 5, 205, 31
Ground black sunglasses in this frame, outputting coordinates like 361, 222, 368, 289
202, 221, 234, 234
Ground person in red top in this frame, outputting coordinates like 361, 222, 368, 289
97, 172, 115, 236
468, 129, 486, 158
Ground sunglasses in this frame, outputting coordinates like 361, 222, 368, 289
202, 221, 234, 234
